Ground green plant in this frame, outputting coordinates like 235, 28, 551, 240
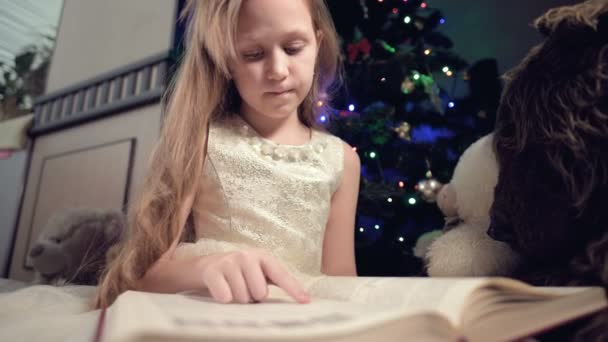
0, 36, 53, 122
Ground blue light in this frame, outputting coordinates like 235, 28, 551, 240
439, 18, 446, 24
348, 104, 355, 112
448, 101, 455, 108
320, 115, 327, 122
411, 124, 456, 143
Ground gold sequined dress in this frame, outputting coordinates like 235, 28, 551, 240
177, 115, 345, 276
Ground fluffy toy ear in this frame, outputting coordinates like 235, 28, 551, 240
534, 0, 608, 37
102, 210, 125, 243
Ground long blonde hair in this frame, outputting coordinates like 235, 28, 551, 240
95, 0, 341, 308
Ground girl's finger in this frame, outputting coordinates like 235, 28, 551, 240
242, 259, 269, 302
260, 256, 310, 304
204, 272, 233, 304
224, 267, 252, 304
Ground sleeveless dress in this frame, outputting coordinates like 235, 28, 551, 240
176, 115, 345, 276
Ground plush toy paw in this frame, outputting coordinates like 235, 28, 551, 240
413, 230, 443, 259
425, 223, 520, 277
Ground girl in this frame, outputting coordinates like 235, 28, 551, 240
95, 0, 360, 308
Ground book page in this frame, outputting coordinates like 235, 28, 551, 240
104, 278, 606, 342
462, 286, 607, 342
106, 290, 453, 341
106, 277, 495, 342
301, 276, 494, 325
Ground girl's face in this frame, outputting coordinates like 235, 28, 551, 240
230, 0, 319, 122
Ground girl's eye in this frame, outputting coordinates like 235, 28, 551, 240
52, 237, 62, 244
284, 46, 303, 55
242, 44, 304, 60
243, 51, 263, 61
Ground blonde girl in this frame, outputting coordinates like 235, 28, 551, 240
95, 0, 360, 308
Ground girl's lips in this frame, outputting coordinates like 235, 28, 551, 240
266, 89, 294, 96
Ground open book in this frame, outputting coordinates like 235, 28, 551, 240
100, 276, 607, 342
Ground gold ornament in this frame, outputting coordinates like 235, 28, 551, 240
416, 177, 443, 203
401, 77, 415, 94
393, 121, 411, 141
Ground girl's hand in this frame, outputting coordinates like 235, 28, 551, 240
198, 249, 310, 304
140, 248, 310, 304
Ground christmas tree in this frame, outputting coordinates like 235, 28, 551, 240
324, 0, 501, 276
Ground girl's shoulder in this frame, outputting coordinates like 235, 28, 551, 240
312, 128, 346, 158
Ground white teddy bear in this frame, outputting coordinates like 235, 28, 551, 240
419, 134, 520, 276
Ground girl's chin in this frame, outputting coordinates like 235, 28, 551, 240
256, 106, 299, 119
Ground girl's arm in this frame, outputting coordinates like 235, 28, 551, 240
321, 143, 361, 276
138, 248, 309, 304
137, 191, 200, 293
138, 193, 309, 304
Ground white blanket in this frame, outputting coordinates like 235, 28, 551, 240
0, 279, 99, 342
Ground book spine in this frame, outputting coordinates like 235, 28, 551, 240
93, 307, 108, 342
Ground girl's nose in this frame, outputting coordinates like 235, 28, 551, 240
266, 51, 289, 81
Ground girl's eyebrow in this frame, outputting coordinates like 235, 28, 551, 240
239, 29, 311, 43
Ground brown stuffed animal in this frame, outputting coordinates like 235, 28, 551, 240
487, 0, 608, 339
489, 0, 608, 288
28, 208, 124, 285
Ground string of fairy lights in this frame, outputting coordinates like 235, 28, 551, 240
319, 0, 467, 243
